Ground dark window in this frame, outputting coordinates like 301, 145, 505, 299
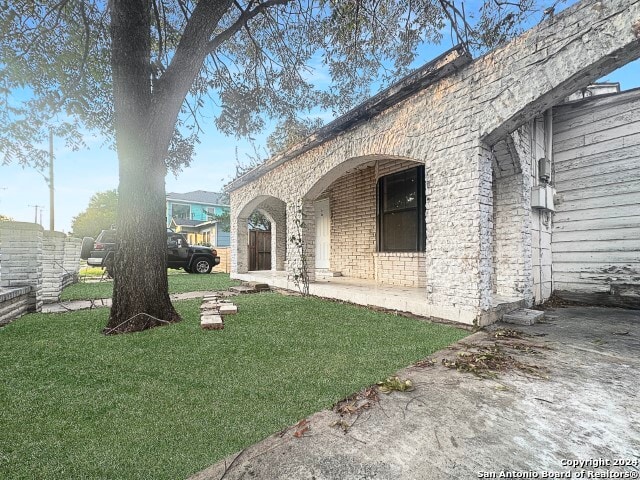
377, 166, 425, 252
172, 203, 190, 220
96, 230, 116, 243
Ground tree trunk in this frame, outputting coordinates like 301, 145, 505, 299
106, 0, 180, 334
106, 147, 180, 334
104, 0, 235, 333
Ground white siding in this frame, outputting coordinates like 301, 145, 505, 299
552, 89, 640, 295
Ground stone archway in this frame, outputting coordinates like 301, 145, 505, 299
302, 154, 426, 285
233, 195, 286, 274
228, 0, 640, 325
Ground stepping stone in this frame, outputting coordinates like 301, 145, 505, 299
201, 314, 224, 330
248, 282, 270, 291
200, 301, 220, 310
218, 304, 238, 315
229, 285, 257, 294
502, 309, 544, 326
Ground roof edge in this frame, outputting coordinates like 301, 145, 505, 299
226, 44, 472, 193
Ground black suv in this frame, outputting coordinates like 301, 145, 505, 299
80, 229, 220, 276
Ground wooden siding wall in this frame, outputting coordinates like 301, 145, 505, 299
552, 89, 640, 300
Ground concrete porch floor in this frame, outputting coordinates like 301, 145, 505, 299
233, 271, 524, 325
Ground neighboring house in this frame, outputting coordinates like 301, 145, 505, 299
166, 190, 230, 246
226, 0, 640, 326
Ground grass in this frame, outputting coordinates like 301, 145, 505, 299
78, 266, 105, 278
0, 293, 468, 479
60, 272, 241, 301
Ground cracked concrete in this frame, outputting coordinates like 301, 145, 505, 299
190, 307, 639, 480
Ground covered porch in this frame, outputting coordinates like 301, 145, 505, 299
226, 1, 640, 326
234, 270, 524, 325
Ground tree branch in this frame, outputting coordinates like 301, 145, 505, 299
208, 0, 292, 53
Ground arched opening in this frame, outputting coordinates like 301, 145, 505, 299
303, 154, 426, 287
233, 195, 286, 274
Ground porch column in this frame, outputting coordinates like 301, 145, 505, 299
232, 215, 249, 274
261, 206, 286, 272
271, 218, 286, 271
286, 199, 316, 283
424, 138, 493, 325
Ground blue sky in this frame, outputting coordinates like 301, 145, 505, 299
1, 3, 639, 233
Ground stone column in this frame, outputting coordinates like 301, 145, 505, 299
42, 231, 67, 304
271, 210, 287, 272
232, 215, 249, 274
424, 138, 491, 325
57, 235, 82, 293
492, 129, 534, 304
286, 199, 316, 284
0, 222, 44, 312
63, 237, 82, 275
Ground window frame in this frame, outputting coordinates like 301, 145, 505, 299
376, 165, 426, 253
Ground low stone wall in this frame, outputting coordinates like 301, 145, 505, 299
0, 222, 82, 324
0, 222, 43, 312
61, 272, 77, 290
0, 286, 31, 327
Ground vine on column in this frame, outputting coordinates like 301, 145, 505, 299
289, 203, 309, 296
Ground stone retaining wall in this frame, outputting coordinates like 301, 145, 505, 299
0, 286, 31, 327
0, 222, 82, 325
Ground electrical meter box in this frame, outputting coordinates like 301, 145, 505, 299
531, 185, 555, 211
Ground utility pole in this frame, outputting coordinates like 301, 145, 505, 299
49, 129, 55, 231
28, 204, 43, 224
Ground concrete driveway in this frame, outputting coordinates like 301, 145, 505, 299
191, 307, 640, 480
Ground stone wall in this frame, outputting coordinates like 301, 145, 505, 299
42, 231, 67, 304
0, 286, 31, 327
0, 222, 81, 324
0, 222, 44, 312
229, 0, 640, 325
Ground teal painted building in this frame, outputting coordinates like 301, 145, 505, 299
166, 191, 230, 247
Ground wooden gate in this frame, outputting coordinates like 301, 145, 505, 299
249, 229, 271, 271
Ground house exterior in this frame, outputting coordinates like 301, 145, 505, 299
166, 191, 230, 246
226, 0, 640, 326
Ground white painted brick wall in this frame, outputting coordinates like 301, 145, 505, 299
229, 0, 640, 324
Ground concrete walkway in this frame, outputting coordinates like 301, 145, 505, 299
191, 307, 640, 480
41, 291, 222, 313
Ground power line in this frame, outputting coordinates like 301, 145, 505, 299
28, 204, 44, 224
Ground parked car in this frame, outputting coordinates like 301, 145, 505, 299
80, 229, 220, 276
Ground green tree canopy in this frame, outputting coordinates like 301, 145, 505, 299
0, 0, 552, 333
71, 190, 118, 239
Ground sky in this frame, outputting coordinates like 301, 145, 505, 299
1, 3, 639, 233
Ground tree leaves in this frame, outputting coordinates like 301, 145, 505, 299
71, 189, 118, 238
1, 0, 554, 171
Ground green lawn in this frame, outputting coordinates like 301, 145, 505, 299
0, 293, 468, 479
60, 272, 241, 301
